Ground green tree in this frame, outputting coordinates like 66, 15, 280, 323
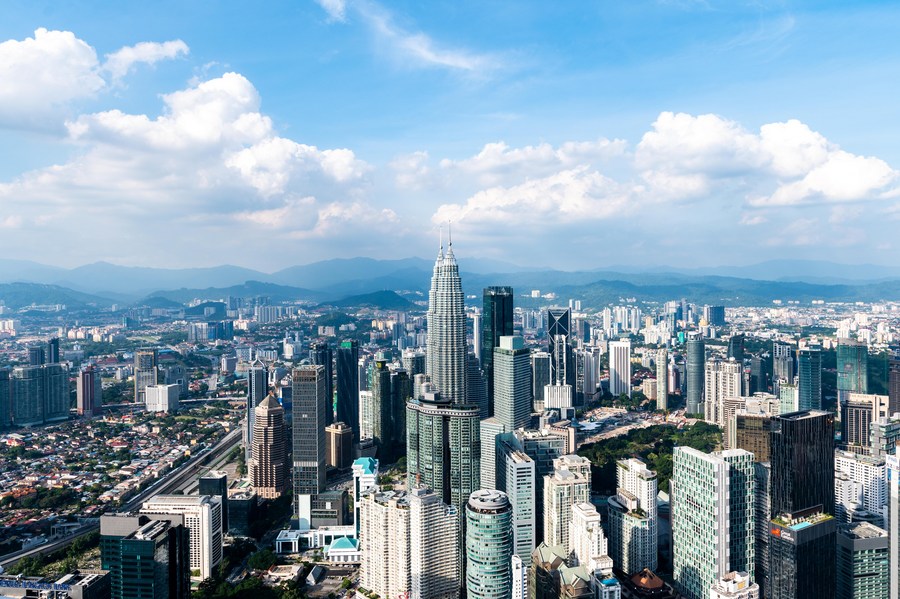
248, 549, 278, 571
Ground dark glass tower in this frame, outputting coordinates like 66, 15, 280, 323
686, 337, 705, 416
336, 339, 359, 442
547, 308, 575, 389
310, 341, 334, 425
370, 356, 410, 464
727, 333, 745, 362
46, 337, 60, 364
770, 410, 834, 516
292, 364, 327, 529
890, 359, 900, 416
797, 347, 823, 411
481, 286, 514, 416
837, 339, 868, 407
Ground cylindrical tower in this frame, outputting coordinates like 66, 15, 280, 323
466, 489, 512, 599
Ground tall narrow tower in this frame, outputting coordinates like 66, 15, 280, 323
427, 238, 467, 405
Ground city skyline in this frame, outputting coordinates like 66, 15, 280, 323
1, 2, 900, 269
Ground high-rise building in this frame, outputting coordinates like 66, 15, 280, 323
686, 337, 705, 415
403, 349, 427, 377
352, 456, 378, 536
544, 455, 591, 549
359, 490, 411, 599
502, 441, 536, 558
834, 450, 886, 527
309, 341, 334, 425
773, 341, 795, 388
569, 502, 612, 573
409, 486, 461, 599
77, 365, 103, 417
336, 340, 360, 442
727, 334, 745, 363
482, 286, 514, 416
607, 458, 658, 575
704, 357, 743, 427
873, 416, 900, 458
732, 410, 776, 462
889, 359, 900, 417
0, 369, 9, 431
672, 447, 755, 599
608, 340, 632, 398
842, 393, 891, 449
100, 514, 190, 599
145, 384, 180, 413
770, 410, 835, 516
887, 451, 900, 599
494, 336, 531, 431
703, 305, 726, 327
292, 364, 327, 530
532, 351, 551, 409
548, 308, 575, 390
467, 350, 489, 419
835, 522, 889, 599
140, 495, 223, 580
837, 340, 869, 408
198, 471, 228, 532
427, 240, 467, 405
466, 490, 513, 599
513, 429, 567, 545
246, 360, 268, 466
767, 512, 836, 599
371, 356, 410, 464
46, 337, 60, 364
797, 347, 823, 411
480, 418, 507, 491
134, 348, 158, 406
250, 395, 287, 499
28, 345, 45, 366
9, 363, 69, 426
326, 421, 353, 470
656, 349, 668, 411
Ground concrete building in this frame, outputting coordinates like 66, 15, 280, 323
834, 450, 886, 527
409, 486, 460, 599
358, 490, 410, 599
569, 502, 612, 573
76, 365, 103, 417
292, 364, 327, 530
427, 239, 467, 405
144, 384, 180, 413
503, 443, 536, 559
704, 357, 742, 427
325, 421, 353, 470
494, 336, 532, 430
607, 458, 658, 575
710, 572, 759, 599
134, 348, 158, 406
656, 349, 668, 411
140, 495, 223, 580
836, 522, 888, 599
250, 395, 287, 499
608, 340, 632, 398
544, 455, 591, 549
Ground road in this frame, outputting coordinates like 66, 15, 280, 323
0, 427, 242, 570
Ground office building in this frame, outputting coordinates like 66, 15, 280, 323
371, 355, 411, 464
198, 471, 228, 532
494, 336, 531, 431
246, 360, 268, 466
513, 429, 567, 545
28, 345, 45, 366
468, 350, 489, 419
767, 512, 836, 599
703, 305, 726, 327
548, 308, 576, 390
403, 349, 427, 377
326, 421, 353, 470
502, 442, 536, 558
480, 418, 507, 491
140, 495, 223, 580
336, 340, 359, 442
686, 337, 705, 415
837, 340, 869, 407
704, 357, 743, 427
770, 410, 835, 516
250, 395, 287, 499
608, 340, 632, 398
358, 490, 411, 599
134, 348, 158, 406
100, 514, 190, 599
482, 286, 514, 416
427, 239, 467, 405
656, 349, 668, 411
842, 393, 891, 449
409, 486, 461, 599
466, 490, 513, 599
0, 369, 9, 431
77, 365, 103, 417
532, 351, 552, 409
309, 341, 334, 424
709, 572, 759, 599
797, 347, 823, 411
608, 458, 658, 575
292, 364, 327, 530
544, 455, 591, 549
889, 359, 900, 417
773, 341, 795, 386
145, 384, 180, 413
727, 334, 745, 363
887, 451, 900, 599
672, 447, 755, 599
46, 337, 60, 364
835, 522, 888, 599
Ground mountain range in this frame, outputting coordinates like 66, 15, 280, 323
3, 257, 900, 310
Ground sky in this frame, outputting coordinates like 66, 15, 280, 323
1, 0, 900, 271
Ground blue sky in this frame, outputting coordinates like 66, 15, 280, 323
1, 0, 899, 270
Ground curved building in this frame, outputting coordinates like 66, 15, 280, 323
686, 337, 705, 416
466, 489, 513, 599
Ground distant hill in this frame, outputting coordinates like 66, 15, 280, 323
133, 296, 183, 309
319, 290, 416, 310
0, 283, 114, 309
147, 281, 324, 304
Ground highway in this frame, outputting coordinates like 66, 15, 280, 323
0, 427, 242, 570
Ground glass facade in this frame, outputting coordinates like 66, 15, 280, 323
466, 490, 513, 599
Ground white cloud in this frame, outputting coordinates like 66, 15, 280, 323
314, 0, 347, 22
0, 28, 105, 125
104, 40, 189, 81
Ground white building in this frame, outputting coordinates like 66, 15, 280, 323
352, 457, 378, 534
544, 455, 591, 548
358, 490, 410, 599
704, 358, 742, 426
608, 340, 632, 398
607, 458, 658, 575
511, 554, 527, 599
656, 348, 668, 410
569, 502, 613, 574
409, 487, 460, 599
710, 571, 760, 599
888, 450, 900, 599
504, 444, 536, 558
480, 418, 507, 491
144, 383, 180, 413
140, 495, 223, 580
835, 450, 886, 527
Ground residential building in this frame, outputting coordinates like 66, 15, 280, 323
326, 421, 353, 470
358, 490, 410, 599
410, 486, 460, 599
656, 349, 668, 411
134, 348, 158, 406
140, 495, 223, 580
608, 458, 658, 575
77, 365, 103, 417
797, 347, 823, 411
710, 572, 759, 599
544, 455, 591, 549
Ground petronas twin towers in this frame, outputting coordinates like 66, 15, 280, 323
426, 240, 468, 405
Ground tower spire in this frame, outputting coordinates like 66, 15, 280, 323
448, 220, 452, 247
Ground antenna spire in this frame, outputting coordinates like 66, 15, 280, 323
448, 220, 452, 246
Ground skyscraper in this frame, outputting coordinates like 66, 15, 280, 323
336, 339, 360, 442
134, 348, 158, 406
358, 489, 411, 599
772, 341, 795, 385
656, 348, 668, 411
889, 359, 900, 417
704, 357, 743, 427
10, 363, 69, 426
672, 447, 755, 599
608, 340, 632, 398
46, 337, 60, 364
466, 490, 513, 599
427, 240, 467, 405
494, 336, 531, 431
77, 364, 103, 417
246, 359, 268, 466
502, 441, 536, 558
409, 486, 461, 599
835, 522, 888, 599
686, 337, 705, 415
547, 308, 575, 390
292, 364, 327, 530
371, 356, 410, 464
837, 339, 868, 408
250, 394, 287, 499
198, 471, 228, 532
310, 341, 334, 424
140, 495, 223, 581
482, 286, 514, 416
887, 450, 900, 599
797, 347, 823, 411
532, 351, 551, 409
468, 350, 489, 419
607, 458, 658, 575
544, 455, 591, 549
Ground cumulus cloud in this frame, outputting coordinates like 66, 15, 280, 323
0, 28, 105, 125
314, 0, 347, 22
104, 40, 189, 81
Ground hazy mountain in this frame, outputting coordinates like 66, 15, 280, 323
145, 281, 325, 304
319, 290, 416, 310
0, 282, 114, 309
